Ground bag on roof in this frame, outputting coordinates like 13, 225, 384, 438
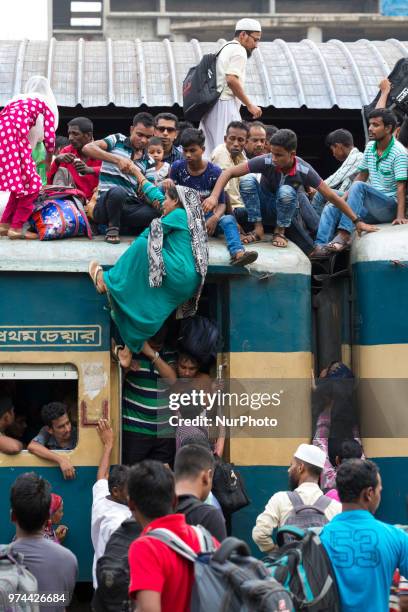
363, 57, 408, 119
264, 528, 340, 612
0, 544, 39, 612
280, 491, 331, 544
148, 527, 294, 612
182, 42, 237, 122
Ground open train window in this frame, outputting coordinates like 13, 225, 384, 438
0, 364, 78, 450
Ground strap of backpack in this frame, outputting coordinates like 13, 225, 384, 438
147, 528, 197, 563
313, 494, 332, 512
192, 525, 216, 554
287, 491, 305, 510
177, 496, 204, 518
215, 41, 239, 58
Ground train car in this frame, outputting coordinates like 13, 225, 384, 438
352, 224, 408, 525
0, 235, 312, 575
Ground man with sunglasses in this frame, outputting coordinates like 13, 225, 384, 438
200, 18, 263, 158
154, 113, 183, 165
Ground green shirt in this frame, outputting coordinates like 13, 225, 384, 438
358, 136, 408, 200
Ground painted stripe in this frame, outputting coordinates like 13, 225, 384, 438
351, 224, 408, 264
353, 344, 408, 378
229, 351, 312, 379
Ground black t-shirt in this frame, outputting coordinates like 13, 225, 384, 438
176, 494, 227, 542
247, 154, 322, 194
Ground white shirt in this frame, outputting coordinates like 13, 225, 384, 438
252, 481, 341, 553
91, 479, 132, 588
216, 40, 247, 100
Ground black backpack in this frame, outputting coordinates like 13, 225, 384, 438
178, 315, 220, 366
363, 57, 408, 119
212, 457, 250, 515
264, 527, 340, 612
92, 518, 141, 612
182, 42, 237, 121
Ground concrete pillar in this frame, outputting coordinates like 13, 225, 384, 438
307, 26, 323, 43
269, 0, 276, 12
159, 0, 166, 12
157, 16, 170, 36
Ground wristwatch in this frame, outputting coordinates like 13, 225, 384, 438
353, 217, 364, 225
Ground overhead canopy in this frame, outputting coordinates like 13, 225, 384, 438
0, 38, 407, 110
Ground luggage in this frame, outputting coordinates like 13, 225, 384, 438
182, 42, 236, 122
363, 57, 408, 119
212, 457, 250, 515
29, 186, 93, 240
148, 527, 294, 612
0, 544, 39, 612
178, 315, 220, 366
92, 518, 141, 612
280, 491, 331, 543
264, 528, 340, 612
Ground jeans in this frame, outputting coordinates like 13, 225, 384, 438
93, 186, 159, 234
239, 176, 318, 254
315, 181, 397, 245
205, 212, 243, 257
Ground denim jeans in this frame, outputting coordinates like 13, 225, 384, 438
205, 212, 243, 257
239, 175, 318, 254
315, 181, 397, 245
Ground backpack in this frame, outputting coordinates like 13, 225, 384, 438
280, 492, 331, 543
182, 42, 237, 121
363, 58, 408, 120
264, 528, 340, 612
178, 315, 220, 366
148, 527, 294, 612
29, 186, 93, 241
212, 458, 250, 515
92, 518, 142, 612
0, 544, 39, 612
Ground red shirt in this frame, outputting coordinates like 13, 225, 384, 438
47, 144, 101, 200
128, 513, 218, 612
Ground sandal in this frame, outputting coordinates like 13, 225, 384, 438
88, 261, 106, 294
0, 223, 10, 236
242, 231, 263, 244
271, 233, 288, 248
230, 250, 259, 267
327, 233, 352, 253
105, 226, 120, 244
309, 245, 332, 258
111, 340, 132, 369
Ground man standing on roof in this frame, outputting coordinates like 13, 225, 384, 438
200, 18, 263, 157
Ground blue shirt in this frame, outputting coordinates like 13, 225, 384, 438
170, 160, 225, 204
320, 510, 408, 612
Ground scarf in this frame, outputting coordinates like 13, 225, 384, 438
148, 185, 209, 319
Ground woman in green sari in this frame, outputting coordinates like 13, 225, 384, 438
89, 183, 208, 366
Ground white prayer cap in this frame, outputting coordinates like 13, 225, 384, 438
236, 18, 262, 32
294, 444, 326, 470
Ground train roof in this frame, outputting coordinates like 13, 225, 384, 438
351, 223, 408, 264
0, 234, 310, 276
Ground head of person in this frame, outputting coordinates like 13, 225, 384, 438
368, 108, 397, 142
325, 129, 354, 162
11, 472, 51, 534
163, 184, 184, 217
41, 402, 72, 446
0, 395, 15, 431
108, 464, 129, 504
264, 125, 279, 153
174, 444, 215, 501
234, 18, 262, 58
288, 443, 325, 490
180, 128, 206, 165
67, 117, 94, 152
245, 121, 267, 158
328, 438, 363, 469
50, 493, 64, 524
336, 458, 382, 513
154, 113, 179, 153
130, 112, 155, 151
270, 129, 298, 170
225, 121, 249, 159
176, 351, 201, 379
147, 136, 164, 164
55, 135, 69, 155
175, 120, 194, 147
5, 411, 27, 439
127, 460, 176, 525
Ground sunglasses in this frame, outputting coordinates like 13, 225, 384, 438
156, 126, 177, 134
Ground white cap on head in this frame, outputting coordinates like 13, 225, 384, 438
294, 444, 326, 470
236, 18, 262, 32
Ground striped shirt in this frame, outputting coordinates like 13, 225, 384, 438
98, 133, 154, 197
358, 137, 408, 200
122, 351, 176, 436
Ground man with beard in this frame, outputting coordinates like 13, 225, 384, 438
252, 443, 341, 553
211, 121, 249, 209
200, 18, 262, 157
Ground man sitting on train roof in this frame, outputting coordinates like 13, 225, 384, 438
203, 128, 377, 254
0, 395, 23, 454
27, 402, 77, 480
312, 108, 408, 256
47, 116, 101, 201
83, 112, 157, 245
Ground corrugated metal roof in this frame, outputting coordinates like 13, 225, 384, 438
0, 38, 407, 109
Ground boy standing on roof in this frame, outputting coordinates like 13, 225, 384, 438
200, 18, 262, 156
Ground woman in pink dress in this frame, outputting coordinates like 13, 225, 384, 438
0, 76, 58, 239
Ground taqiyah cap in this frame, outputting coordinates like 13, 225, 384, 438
294, 444, 326, 469
236, 18, 262, 32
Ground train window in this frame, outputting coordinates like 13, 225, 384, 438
0, 364, 78, 450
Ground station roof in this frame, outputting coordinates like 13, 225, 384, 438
0, 38, 407, 110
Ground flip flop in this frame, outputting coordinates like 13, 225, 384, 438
242, 231, 263, 244
0, 223, 10, 236
230, 250, 259, 267
111, 340, 125, 363
88, 261, 105, 294
105, 226, 120, 244
309, 245, 332, 258
271, 233, 288, 248
327, 233, 352, 253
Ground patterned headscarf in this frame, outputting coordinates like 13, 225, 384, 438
148, 185, 209, 319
